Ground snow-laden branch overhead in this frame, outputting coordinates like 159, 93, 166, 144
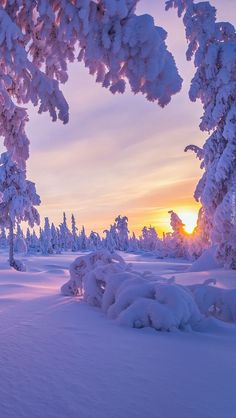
0, 0, 183, 166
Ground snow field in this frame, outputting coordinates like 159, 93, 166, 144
0, 251, 236, 418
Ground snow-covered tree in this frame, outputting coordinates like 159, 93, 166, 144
103, 229, 116, 253
0, 227, 7, 249
14, 223, 27, 254
41, 217, 53, 255
59, 212, 72, 251
26, 228, 40, 254
0, 152, 40, 270
187, 207, 211, 260
140, 226, 161, 252
78, 226, 87, 251
128, 232, 139, 252
165, 210, 187, 258
89, 231, 101, 250
71, 214, 78, 252
115, 215, 129, 251
51, 223, 60, 254
167, 0, 236, 267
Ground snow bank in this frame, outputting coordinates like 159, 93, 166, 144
188, 247, 223, 272
61, 251, 203, 331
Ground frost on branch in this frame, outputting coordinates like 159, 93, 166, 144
0, 0, 182, 165
78, 1, 182, 106
167, 0, 236, 268
61, 251, 202, 332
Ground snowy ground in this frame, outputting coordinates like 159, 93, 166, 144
0, 251, 235, 418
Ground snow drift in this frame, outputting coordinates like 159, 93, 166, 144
61, 251, 200, 331
61, 251, 236, 331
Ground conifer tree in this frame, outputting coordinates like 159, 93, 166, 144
0, 152, 40, 269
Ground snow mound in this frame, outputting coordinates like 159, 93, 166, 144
189, 280, 236, 322
61, 250, 129, 299
188, 246, 222, 272
61, 251, 203, 331
11, 259, 26, 272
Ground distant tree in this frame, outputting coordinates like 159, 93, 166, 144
89, 231, 101, 250
167, 210, 187, 258
51, 223, 60, 254
115, 215, 129, 251
14, 224, 27, 254
103, 229, 116, 253
0, 152, 40, 270
56, 227, 62, 254
60, 212, 72, 251
71, 214, 78, 252
0, 227, 7, 250
78, 226, 87, 251
187, 208, 211, 260
42, 217, 53, 255
140, 226, 160, 252
128, 232, 139, 252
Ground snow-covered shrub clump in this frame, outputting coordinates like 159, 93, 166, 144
61, 251, 202, 331
189, 280, 236, 323
61, 250, 130, 299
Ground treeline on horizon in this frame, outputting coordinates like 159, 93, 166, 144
0, 212, 206, 262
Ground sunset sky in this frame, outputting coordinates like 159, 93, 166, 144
16, 0, 236, 236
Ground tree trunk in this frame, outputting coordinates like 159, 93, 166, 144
9, 219, 15, 268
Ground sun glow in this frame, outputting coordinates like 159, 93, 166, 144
178, 210, 198, 234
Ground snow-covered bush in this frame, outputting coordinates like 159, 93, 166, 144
61, 250, 129, 298
189, 279, 236, 323
62, 251, 236, 331
116, 284, 201, 331
61, 251, 203, 331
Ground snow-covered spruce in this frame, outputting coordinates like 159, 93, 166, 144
167, 0, 236, 268
61, 251, 203, 331
0, 152, 40, 270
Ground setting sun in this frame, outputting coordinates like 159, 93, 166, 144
178, 210, 199, 234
